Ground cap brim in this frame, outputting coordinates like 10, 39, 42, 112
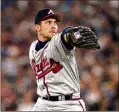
41, 14, 62, 22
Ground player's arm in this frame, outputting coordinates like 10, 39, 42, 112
61, 26, 100, 50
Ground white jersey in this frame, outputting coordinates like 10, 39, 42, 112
29, 33, 80, 98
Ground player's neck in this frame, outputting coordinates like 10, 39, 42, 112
38, 35, 47, 42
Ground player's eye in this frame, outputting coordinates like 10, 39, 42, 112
55, 21, 58, 25
47, 21, 52, 24
46, 20, 58, 25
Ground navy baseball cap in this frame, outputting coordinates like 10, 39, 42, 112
35, 8, 61, 24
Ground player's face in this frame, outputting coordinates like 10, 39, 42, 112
39, 18, 58, 40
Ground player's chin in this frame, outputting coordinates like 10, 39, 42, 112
45, 35, 53, 40
49, 33, 56, 37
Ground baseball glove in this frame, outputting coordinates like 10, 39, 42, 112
62, 26, 100, 49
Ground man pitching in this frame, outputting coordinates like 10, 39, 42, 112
29, 8, 100, 111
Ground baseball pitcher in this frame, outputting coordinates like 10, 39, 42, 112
29, 8, 100, 111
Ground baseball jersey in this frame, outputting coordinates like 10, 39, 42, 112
29, 33, 80, 98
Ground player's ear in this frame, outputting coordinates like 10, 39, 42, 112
35, 24, 40, 31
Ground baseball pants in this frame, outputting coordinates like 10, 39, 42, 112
31, 97, 86, 111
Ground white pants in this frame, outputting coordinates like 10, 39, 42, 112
31, 97, 86, 111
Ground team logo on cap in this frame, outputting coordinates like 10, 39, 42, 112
48, 10, 54, 14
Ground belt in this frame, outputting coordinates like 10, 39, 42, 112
42, 94, 80, 101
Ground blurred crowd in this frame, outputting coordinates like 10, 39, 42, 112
1, 0, 119, 111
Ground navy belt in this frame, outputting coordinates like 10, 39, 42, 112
42, 94, 73, 101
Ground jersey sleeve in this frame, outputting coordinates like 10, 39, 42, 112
47, 33, 75, 62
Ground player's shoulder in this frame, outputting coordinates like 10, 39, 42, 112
29, 40, 38, 58
53, 33, 61, 38
29, 40, 38, 53
50, 33, 61, 43
30, 40, 38, 49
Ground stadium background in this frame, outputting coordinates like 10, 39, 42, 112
1, 0, 119, 111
